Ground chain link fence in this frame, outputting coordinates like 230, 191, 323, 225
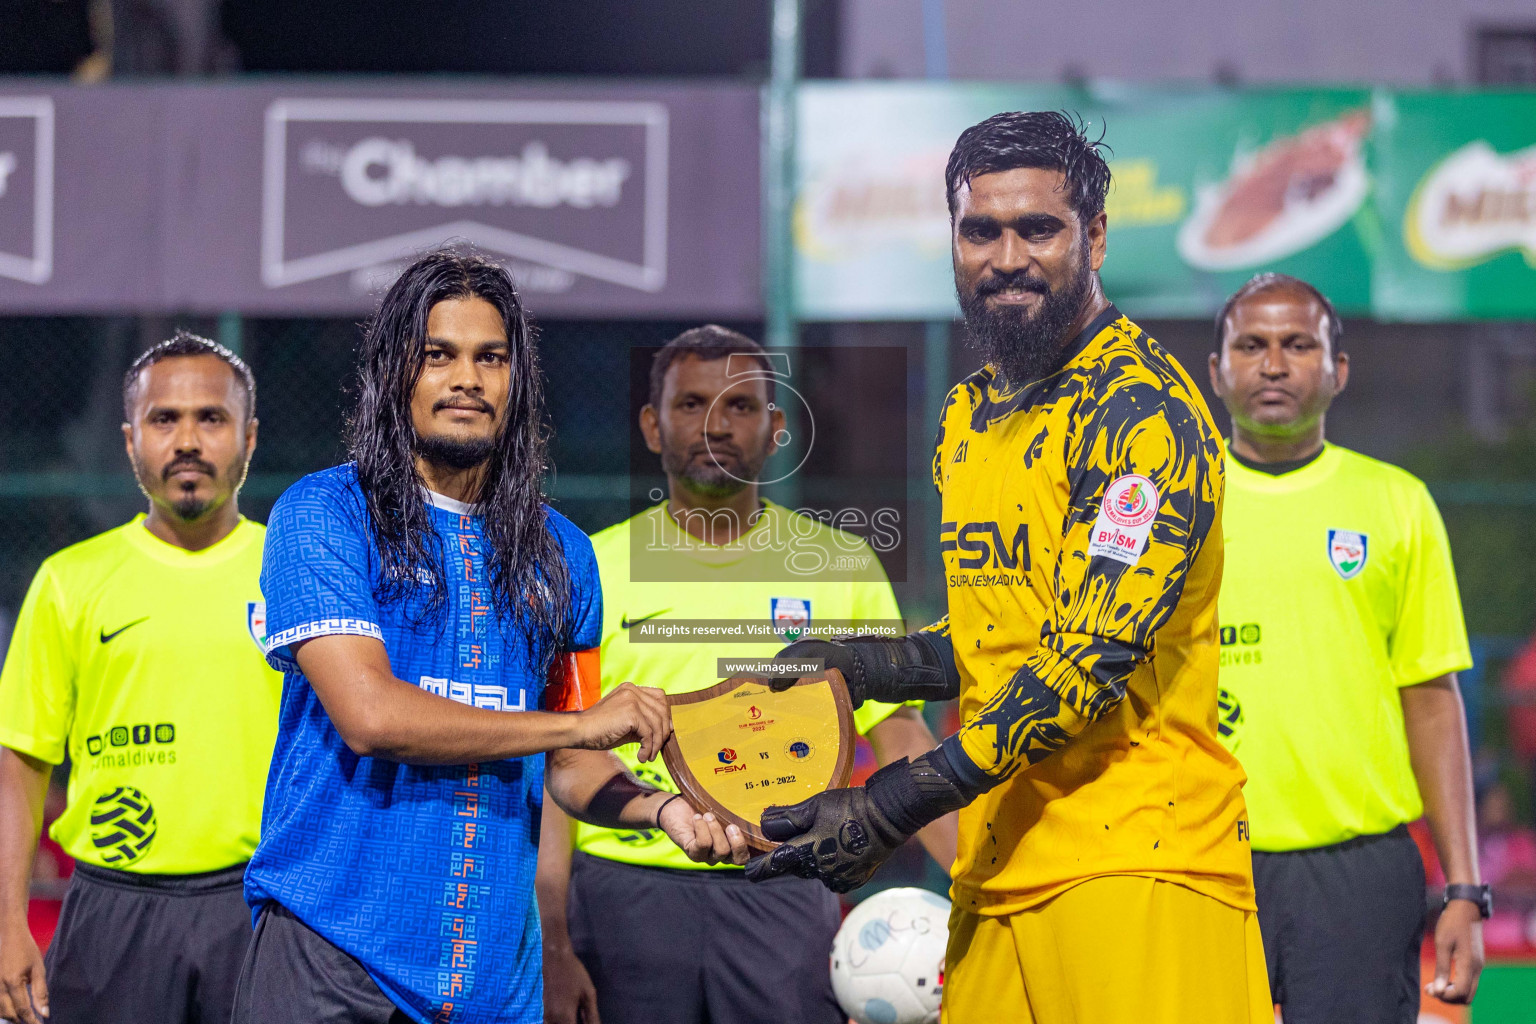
4, 311, 1536, 874
4, 312, 1536, 680
0, 314, 812, 619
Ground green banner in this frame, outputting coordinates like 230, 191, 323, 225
794, 83, 1535, 322
1372, 91, 1536, 320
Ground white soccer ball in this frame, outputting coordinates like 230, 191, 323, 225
830, 887, 951, 1024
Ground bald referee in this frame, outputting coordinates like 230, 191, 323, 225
1209, 273, 1484, 1023
0, 333, 280, 1024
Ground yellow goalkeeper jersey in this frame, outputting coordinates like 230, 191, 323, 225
935, 305, 1255, 916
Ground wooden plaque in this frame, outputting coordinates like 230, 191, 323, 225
661, 670, 856, 852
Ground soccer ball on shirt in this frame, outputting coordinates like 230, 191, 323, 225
830, 887, 950, 1024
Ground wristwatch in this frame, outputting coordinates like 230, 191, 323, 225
1443, 883, 1493, 920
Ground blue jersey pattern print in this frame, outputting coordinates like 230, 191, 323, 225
246, 465, 601, 1024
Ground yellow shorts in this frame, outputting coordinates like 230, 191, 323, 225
942, 875, 1272, 1024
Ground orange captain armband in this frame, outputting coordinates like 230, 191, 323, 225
544, 648, 601, 712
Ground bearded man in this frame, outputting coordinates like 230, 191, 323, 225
535, 325, 957, 1024
233, 251, 745, 1024
754, 111, 1273, 1024
1, 332, 280, 1024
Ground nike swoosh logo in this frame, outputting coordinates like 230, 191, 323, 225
100, 616, 150, 643
620, 610, 669, 630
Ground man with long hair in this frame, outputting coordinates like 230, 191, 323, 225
1, 333, 279, 1024
755, 113, 1271, 1022
233, 251, 744, 1024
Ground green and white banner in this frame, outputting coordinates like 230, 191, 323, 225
1373, 91, 1536, 320
794, 83, 1536, 321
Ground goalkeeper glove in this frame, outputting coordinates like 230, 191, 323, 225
765, 632, 959, 709
744, 747, 974, 893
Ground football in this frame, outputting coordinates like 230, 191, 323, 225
830, 887, 951, 1024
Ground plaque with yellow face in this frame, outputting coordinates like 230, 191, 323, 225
661, 670, 856, 852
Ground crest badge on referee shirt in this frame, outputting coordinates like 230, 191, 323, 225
771, 597, 811, 642
247, 600, 268, 652
1327, 530, 1368, 579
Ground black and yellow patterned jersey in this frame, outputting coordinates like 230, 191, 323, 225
932, 304, 1255, 917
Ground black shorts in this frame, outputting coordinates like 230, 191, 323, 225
568, 852, 845, 1024
230, 902, 413, 1024
1253, 824, 1426, 1024
42, 861, 251, 1024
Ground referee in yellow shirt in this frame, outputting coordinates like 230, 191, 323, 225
1209, 273, 1485, 1021
0, 333, 281, 1024
536, 326, 956, 1024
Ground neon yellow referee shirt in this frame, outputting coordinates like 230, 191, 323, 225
1217, 444, 1471, 852
0, 516, 281, 873
574, 501, 910, 870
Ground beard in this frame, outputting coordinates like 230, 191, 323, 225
958, 241, 1093, 388
415, 432, 497, 471
134, 451, 247, 522
660, 436, 766, 500
171, 492, 210, 520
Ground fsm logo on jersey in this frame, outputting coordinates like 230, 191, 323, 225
0, 97, 54, 285
261, 98, 668, 293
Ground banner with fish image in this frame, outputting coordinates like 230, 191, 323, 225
1096, 88, 1375, 317
794, 84, 1535, 321
795, 84, 1374, 319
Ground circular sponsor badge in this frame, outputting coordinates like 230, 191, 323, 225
784, 738, 815, 761
1103, 475, 1159, 529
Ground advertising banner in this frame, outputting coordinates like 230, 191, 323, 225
0, 81, 760, 317
0, 96, 52, 288
795, 83, 1377, 319
0, 87, 162, 311
0, 81, 1530, 320
1372, 91, 1536, 321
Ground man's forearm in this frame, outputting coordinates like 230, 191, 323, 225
535, 793, 577, 949
0, 748, 49, 923
546, 748, 672, 831
345, 681, 587, 764
294, 635, 590, 764
1402, 675, 1480, 884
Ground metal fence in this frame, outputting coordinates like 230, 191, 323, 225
0, 316, 745, 616
3, 312, 1536, 718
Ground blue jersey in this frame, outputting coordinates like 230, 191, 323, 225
246, 465, 601, 1024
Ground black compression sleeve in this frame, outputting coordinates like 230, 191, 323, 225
582, 771, 657, 829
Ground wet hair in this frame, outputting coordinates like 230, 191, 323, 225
348, 249, 569, 666
647, 325, 776, 410
122, 330, 255, 420
1215, 272, 1344, 356
945, 110, 1112, 222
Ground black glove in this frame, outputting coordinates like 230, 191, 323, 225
745, 750, 972, 893
765, 632, 960, 709
765, 638, 861, 697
